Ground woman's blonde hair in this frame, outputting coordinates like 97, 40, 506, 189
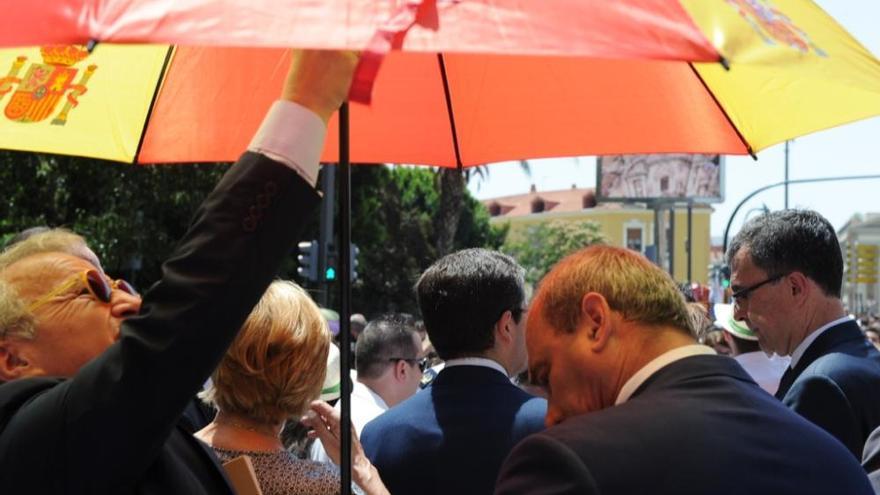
200, 280, 330, 424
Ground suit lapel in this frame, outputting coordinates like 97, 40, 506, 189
776, 320, 863, 399
775, 366, 796, 400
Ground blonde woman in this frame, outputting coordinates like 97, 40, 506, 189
195, 280, 385, 495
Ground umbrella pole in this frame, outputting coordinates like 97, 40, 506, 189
338, 102, 353, 495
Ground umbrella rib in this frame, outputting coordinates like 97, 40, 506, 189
687, 62, 757, 160
133, 46, 175, 165
437, 53, 464, 170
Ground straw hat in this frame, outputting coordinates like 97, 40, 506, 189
319, 343, 341, 401
714, 303, 757, 341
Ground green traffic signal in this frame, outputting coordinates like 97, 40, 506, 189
325, 267, 336, 281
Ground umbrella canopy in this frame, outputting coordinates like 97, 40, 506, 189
0, 1, 878, 166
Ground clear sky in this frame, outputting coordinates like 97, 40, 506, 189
467, 0, 880, 242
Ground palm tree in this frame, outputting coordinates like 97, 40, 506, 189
434, 160, 531, 257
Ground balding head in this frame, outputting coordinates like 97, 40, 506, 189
0, 252, 140, 380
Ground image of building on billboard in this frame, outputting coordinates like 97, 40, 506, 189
596, 154, 724, 203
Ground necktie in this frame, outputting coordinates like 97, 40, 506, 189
775, 366, 796, 400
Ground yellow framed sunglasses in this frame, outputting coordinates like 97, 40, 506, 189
27, 269, 137, 312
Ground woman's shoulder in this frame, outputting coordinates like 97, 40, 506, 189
214, 448, 342, 495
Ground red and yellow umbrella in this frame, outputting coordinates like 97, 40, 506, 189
1, 0, 876, 167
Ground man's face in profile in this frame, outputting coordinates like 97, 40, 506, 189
0, 253, 141, 379
526, 298, 605, 427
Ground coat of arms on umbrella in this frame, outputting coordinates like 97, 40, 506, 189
0, 45, 97, 125
726, 0, 827, 56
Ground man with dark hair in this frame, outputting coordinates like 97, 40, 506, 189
495, 245, 872, 495
727, 209, 880, 458
361, 248, 547, 495
310, 313, 423, 465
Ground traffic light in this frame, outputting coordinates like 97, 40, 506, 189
350, 244, 360, 281
297, 240, 319, 282
720, 265, 731, 289
325, 245, 338, 282
319, 243, 359, 282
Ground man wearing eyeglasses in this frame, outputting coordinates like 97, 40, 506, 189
495, 245, 872, 495
0, 50, 358, 495
310, 313, 424, 466
727, 209, 880, 460
361, 248, 547, 495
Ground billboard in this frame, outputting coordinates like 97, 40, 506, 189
596, 154, 724, 203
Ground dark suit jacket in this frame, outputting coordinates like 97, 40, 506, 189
0, 152, 319, 494
775, 320, 880, 458
361, 365, 547, 495
496, 355, 872, 495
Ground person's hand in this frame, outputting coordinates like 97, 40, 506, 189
282, 50, 359, 124
302, 400, 390, 495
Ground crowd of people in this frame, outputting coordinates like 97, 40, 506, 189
2, 50, 880, 495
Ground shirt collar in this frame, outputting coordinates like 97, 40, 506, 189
615, 345, 717, 405
444, 357, 509, 377
789, 315, 853, 369
353, 380, 389, 410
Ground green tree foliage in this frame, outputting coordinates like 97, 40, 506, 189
0, 152, 504, 315
0, 151, 229, 288
314, 165, 507, 315
503, 219, 605, 286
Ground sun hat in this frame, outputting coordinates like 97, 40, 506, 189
714, 303, 758, 341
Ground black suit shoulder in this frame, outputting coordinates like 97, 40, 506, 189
0, 153, 319, 494
497, 355, 873, 495
782, 321, 880, 458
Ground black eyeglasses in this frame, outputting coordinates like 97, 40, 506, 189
731, 273, 787, 307
388, 356, 429, 372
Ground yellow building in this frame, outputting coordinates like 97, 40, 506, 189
484, 186, 713, 284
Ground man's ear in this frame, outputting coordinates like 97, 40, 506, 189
579, 293, 613, 352
494, 310, 516, 345
788, 272, 810, 300
0, 341, 31, 381
392, 359, 409, 382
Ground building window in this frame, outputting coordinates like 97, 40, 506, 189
531, 198, 545, 213
582, 193, 597, 209
660, 176, 670, 192
625, 225, 644, 253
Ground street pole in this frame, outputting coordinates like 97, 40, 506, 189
687, 201, 693, 283
722, 174, 880, 256
652, 203, 664, 269
668, 205, 675, 279
784, 140, 790, 209
317, 165, 336, 307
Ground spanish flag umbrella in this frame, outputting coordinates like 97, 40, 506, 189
1, 0, 878, 166
1, 2, 879, 493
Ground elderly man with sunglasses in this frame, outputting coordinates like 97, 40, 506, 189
728, 209, 880, 460
0, 50, 357, 495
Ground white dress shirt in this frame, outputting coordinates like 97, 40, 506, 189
309, 381, 389, 466
615, 345, 717, 405
248, 100, 326, 186
734, 352, 790, 395
444, 357, 510, 377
